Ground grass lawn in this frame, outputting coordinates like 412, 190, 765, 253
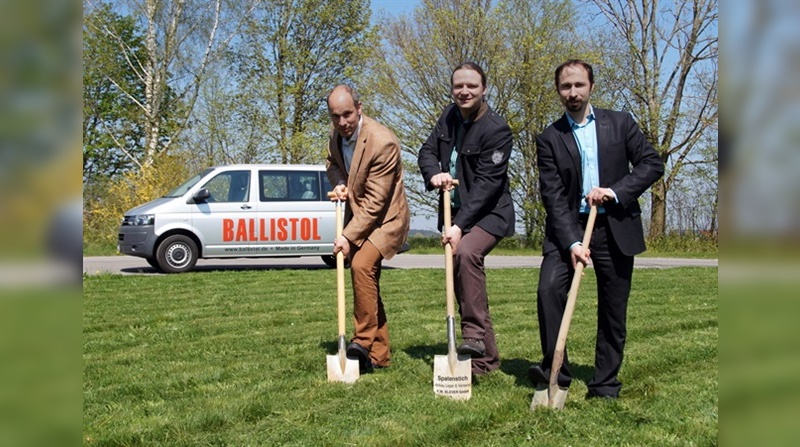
83, 267, 717, 446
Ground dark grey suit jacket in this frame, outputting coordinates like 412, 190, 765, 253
418, 103, 515, 237
535, 107, 664, 256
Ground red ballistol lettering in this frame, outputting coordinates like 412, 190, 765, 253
236, 219, 248, 241
223, 219, 234, 242
313, 218, 321, 240
300, 218, 311, 240
259, 218, 269, 241
276, 218, 288, 241
248, 219, 257, 241
289, 217, 299, 240
270, 218, 276, 240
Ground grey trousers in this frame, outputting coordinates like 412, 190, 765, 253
453, 225, 501, 374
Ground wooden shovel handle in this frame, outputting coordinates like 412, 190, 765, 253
549, 205, 597, 404
443, 180, 459, 319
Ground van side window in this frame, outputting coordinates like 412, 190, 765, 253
260, 170, 327, 202
295, 173, 319, 200
320, 172, 335, 198
260, 172, 289, 201
202, 170, 250, 202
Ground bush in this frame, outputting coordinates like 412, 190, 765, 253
407, 233, 537, 252
647, 231, 718, 254
83, 154, 190, 253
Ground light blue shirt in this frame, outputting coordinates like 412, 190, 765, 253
566, 108, 604, 215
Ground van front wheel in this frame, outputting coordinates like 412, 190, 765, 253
145, 257, 161, 271
156, 235, 198, 273
321, 255, 349, 269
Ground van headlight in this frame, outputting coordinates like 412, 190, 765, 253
122, 214, 155, 226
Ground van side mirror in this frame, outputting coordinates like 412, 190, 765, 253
190, 188, 211, 204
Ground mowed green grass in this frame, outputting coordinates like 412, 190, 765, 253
83, 267, 717, 446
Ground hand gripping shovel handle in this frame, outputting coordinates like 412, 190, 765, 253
443, 181, 459, 369
549, 205, 598, 407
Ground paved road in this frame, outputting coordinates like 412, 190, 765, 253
83, 254, 717, 275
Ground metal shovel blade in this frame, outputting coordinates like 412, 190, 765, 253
326, 355, 359, 383
433, 352, 472, 400
326, 349, 359, 384
530, 384, 568, 410
433, 316, 471, 400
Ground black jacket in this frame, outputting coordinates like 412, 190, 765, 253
535, 107, 664, 256
418, 103, 515, 237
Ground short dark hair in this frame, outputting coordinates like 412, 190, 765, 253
326, 84, 360, 107
554, 60, 594, 87
451, 62, 487, 87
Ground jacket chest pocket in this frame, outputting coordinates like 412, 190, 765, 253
460, 144, 480, 156
459, 144, 482, 170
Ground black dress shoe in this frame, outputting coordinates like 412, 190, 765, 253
585, 389, 618, 400
528, 364, 549, 385
456, 338, 486, 358
528, 364, 571, 388
345, 342, 371, 372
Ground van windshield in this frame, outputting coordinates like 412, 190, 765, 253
163, 168, 214, 197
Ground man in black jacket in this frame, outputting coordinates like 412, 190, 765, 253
418, 62, 515, 376
530, 59, 664, 399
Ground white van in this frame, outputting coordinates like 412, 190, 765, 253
117, 164, 339, 273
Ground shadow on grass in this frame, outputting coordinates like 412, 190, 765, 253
403, 343, 448, 367
318, 340, 337, 355
500, 358, 595, 388
318, 342, 450, 365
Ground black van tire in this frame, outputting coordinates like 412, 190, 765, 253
321, 255, 350, 269
145, 256, 162, 271
156, 235, 198, 273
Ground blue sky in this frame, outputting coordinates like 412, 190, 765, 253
370, 0, 419, 18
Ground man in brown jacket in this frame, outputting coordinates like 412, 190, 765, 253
326, 84, 410, 372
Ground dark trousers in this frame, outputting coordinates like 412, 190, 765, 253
350, 240, 390, 367
537, 215, 634, 396
454, 226, 501, 374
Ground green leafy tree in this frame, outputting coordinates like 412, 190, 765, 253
83, 4, 147, 186
493, 0, 583, 246
84, 0, 257, 169
230, 0, 376, 164
364, 0, 579, 244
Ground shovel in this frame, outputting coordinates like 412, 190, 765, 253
326, 195, 359, 383
433, 180, 472, 400
531, 205, 597, 410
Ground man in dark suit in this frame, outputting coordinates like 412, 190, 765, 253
326, 84, 411, 372
529, 60, 664, 399
418, 62, 515, 376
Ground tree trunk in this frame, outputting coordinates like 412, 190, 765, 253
649, 178, 667, 239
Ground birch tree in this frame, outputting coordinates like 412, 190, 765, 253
83, 0, 259, 169
230, 0, 375, 164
